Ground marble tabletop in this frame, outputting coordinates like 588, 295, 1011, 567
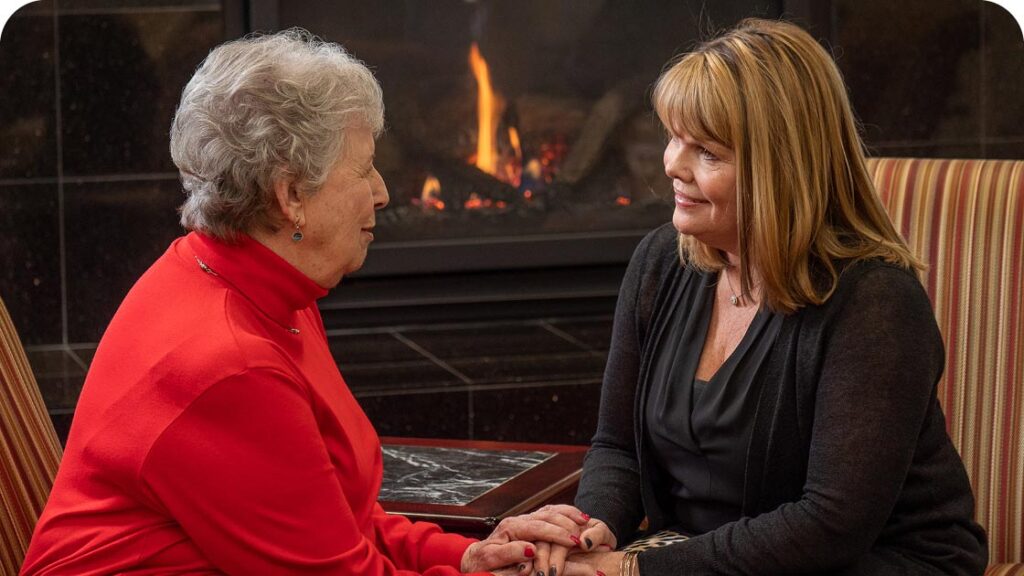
380, 445, 555, 506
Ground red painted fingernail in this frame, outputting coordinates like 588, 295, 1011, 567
570, 535, 581, 546
524, 547, 535, 558
596, 571, 606, 576
581, 512, 591, 521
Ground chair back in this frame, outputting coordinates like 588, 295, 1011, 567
0, 295, 62, 574
867, 157, 1024, 564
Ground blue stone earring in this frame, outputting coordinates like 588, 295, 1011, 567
291, 217, 303, 242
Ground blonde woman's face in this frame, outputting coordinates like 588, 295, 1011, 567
663, 131, 738, 254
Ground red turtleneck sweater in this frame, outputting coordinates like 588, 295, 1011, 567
21, 233, 481, 575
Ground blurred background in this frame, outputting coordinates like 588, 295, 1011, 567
2, 0, 1022, 444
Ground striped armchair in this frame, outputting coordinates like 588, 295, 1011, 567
867, 158, 1024, 574
0, 295, 63, 575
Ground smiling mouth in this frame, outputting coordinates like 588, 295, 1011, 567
675, 193, 708, 205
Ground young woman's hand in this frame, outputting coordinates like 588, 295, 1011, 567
530, 515, 619, 576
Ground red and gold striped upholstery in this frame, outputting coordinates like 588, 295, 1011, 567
986, 565, 1024, 576
867, 158, 1024, 572
0, 295, 63, 575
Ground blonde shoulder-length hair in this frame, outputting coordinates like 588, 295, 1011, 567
653, 18, 923, 314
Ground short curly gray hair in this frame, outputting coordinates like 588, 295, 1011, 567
170, 28, 384, 240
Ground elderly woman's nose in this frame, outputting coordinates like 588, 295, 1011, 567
372, 174, 389, 210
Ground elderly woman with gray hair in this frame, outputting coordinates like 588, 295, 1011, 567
21, 30, 594, 576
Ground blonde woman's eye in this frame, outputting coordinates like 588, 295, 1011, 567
699, 147, 719, 161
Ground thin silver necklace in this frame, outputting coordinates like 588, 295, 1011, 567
722, 266, 761, 308
723, 266, 742, 307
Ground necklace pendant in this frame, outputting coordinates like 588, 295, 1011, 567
729, 294, 740, 306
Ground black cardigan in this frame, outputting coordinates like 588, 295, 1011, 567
575, 224, 987, 575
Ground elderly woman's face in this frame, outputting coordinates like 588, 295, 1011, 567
663, 130, 738, 254
299, 124, 388, 287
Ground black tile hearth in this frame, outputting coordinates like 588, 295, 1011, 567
359, 390, 471, 440
0, 3, 58, 179
341, 360, 465, 394
472, 381, 602, 445
0, 184, 62, 345
328, 332, 427, 365
545, 318, 614, 351
448, 351, 605, 385
402, 323, 583, 360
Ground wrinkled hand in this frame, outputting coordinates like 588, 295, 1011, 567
461, 505, 590, 574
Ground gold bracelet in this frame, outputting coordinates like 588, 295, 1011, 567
619, 550, 639, 576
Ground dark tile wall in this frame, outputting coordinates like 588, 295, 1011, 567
0, 5, 57, 180
832, 0, 1024, 158
0, 183, 62, 345
1, 1, 227, 349
64, 179, 183, 342
2, 1, 1023, 447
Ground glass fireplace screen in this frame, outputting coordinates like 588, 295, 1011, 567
279, 1, 774, 270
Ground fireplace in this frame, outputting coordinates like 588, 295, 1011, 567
265, 1, 782, 326
318, 2, 688, 268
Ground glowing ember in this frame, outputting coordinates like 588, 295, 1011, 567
615, 196, 632, 206
465, 192, 484, 210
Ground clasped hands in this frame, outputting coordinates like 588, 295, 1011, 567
460, 505, 627, 576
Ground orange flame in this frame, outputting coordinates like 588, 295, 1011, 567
508, 126, 522, 162
420, 174, 445, 211
469, 43, 498, 175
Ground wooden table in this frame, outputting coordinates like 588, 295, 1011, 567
379, 437, 587, 537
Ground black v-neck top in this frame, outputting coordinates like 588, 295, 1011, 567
576, 224, 986, 575
644, 270, 782, 535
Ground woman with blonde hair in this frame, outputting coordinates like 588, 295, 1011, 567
557, 18, 987, 576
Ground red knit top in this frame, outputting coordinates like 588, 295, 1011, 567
21, 232, 482, 575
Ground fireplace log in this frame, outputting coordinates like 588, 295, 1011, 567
427, 159, 519, 213
556, 78, 648, 186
